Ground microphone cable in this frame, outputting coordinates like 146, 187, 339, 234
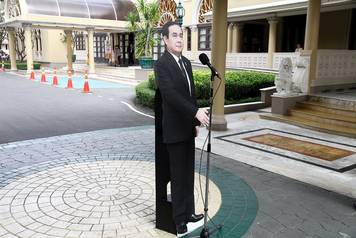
197, 75, 224, 237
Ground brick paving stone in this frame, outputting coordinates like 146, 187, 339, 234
15, 216, 34, 226
68, 223, 93, 231
1, 233, 19, 238
0, 225, 8, 236
80, 230, 104, 238
52, 220, 71, 229
4, 222, 26, 234
64, 230, 82, 238
36, 225, 56, 234
26, 222, 42, 230
46, 227, 69, 237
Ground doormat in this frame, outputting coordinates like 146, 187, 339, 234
244, 133, 354, 161
216, 128, 356, 172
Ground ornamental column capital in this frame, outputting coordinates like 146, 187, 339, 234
267, 17, 279, 24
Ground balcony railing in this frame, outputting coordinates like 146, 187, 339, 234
314, 50, 356, 87
186, 50, 356, 90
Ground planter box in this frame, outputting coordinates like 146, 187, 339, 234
139, 56, 154, 69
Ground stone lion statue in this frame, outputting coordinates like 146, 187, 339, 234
275, 57, 302, 95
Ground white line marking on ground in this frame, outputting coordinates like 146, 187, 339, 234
120, 101, 154, 119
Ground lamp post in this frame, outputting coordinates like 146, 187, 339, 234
176, 0, 185, 26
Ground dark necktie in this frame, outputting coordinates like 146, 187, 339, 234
178, 58, 191, 95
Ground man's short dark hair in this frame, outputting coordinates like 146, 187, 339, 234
161, 21, 181, 39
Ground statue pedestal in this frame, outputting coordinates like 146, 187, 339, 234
271, 94, 307, 115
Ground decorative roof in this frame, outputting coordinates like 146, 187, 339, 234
199, 0, 212, 23
24, 0, 136, 21
158, 0, 177, 26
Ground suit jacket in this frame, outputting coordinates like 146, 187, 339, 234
155, 51, 199, 144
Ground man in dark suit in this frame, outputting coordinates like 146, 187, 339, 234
154, 21, 209, 235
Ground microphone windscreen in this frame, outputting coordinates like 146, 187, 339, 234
199, 53, 210, 65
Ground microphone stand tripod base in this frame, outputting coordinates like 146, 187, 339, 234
195, 71, 223, 238
200, 227, 209, 238
199, 224, 223, 238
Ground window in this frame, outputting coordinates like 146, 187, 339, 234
153, 31, 165, 60
198, 26, 211, 50
186, 27, 191, 51
34, 29, 42, 52
76, 34, 85, 50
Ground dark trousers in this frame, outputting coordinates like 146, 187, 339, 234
117, 56, 121, 66
166, 138, 195, 224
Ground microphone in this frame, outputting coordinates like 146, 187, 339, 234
199, 53, 221, 79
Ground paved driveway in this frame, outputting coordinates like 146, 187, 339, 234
0, 72, 154, 144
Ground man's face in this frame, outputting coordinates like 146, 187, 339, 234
163, 24, 184, 57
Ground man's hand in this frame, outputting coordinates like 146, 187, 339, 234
195, 108, 209, 127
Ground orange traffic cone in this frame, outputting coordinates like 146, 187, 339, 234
40, 65, 47, 83
52, 67, 58, 86
82, 70, 91, 93
29, 65, 35, 81
66, 70, 73, 89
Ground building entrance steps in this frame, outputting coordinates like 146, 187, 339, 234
70, 64, 140, 86
262, 90, 356, 138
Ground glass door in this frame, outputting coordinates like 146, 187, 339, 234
94, 33, 108, 63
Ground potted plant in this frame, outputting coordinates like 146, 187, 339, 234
127, 0, 160, 69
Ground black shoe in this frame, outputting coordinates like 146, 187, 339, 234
176, 222, 187, 234
187, 213, 204, 223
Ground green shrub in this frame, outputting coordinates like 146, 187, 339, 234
136, 80, 155, 108
148, 73, 156, 89
224, 71, 275, 100
3, 61, 41, 70
137, 70, 275, 109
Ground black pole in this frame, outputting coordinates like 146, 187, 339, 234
199, 73, 223, 238
155, 90, 176, 234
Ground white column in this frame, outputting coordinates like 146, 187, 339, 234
183, 27, 188, 54
110, 33, 114, 65
227, 23, 233, 53
87, 28, 95, 74
23, 24, 33, 74
190, 25, 198, 61
231, 23, 238, 53
211, 0, 227, 131
236, 23, 244, 52
267, 17, 278, 68
7, 27, 17, 71
304, 0, 321, 93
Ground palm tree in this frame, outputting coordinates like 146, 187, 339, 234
127, 0, 160, 59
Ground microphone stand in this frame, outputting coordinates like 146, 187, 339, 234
198, 71, 223, 238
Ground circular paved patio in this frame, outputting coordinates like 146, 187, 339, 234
0, 127, 258, 238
